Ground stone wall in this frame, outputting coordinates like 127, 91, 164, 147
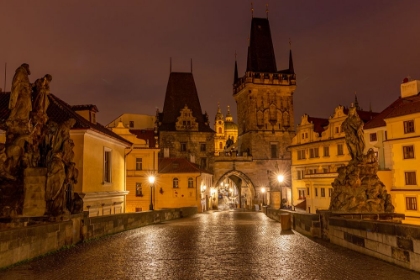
329, 217, 420, 272
0, 207, 196, 269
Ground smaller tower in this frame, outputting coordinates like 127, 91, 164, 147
214, 104, 225, 155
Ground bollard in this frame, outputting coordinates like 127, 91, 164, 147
280, 213, 291, 231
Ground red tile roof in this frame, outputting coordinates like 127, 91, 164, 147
71, 104, 99, 112
364, 95, 420, 129
129, 129, 156, 148
158, 158, 208, 174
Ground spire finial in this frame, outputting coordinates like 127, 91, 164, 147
289, 38, 292, 49
251, 2, 254, 18
266, 3, 269, 19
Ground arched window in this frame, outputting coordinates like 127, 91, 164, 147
218, 127, 222, 134
173, 178, 179, 188
188, 178, 194, 188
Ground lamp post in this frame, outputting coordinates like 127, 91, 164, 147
277, 174, 284, 208
261, 187, 266, 206
148, 175, 155, 211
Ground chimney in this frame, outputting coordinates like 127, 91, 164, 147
401, 79, 420, 98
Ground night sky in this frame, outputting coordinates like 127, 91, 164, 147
1, 0, 420, 127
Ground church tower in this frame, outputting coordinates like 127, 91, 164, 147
214, 104, 225, 155
233, 17, 296, 160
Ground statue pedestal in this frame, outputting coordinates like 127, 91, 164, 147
23, 168, 47, 217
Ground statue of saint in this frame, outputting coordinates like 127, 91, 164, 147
33, 74, 52, 116
226, 136, 233, 148
341, 106, 365, 162
7, 64, 32, 124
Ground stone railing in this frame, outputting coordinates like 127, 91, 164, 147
0, 207, 197, 269
265, 208, 420, 273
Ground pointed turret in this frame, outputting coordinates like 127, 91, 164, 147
233, 60, 239, 85
289, 49, 294, 74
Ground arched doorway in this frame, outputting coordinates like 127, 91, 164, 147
213, 170, 257, 210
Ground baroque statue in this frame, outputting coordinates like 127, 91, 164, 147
329, 105, 394, 213
0, 63, 82, 220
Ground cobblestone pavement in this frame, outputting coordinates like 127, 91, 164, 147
1, 211, 420, 280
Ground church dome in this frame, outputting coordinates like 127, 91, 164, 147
224, 121, 238, 130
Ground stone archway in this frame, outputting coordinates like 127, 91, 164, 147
214, 170, 257, 210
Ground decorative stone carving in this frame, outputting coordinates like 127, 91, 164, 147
0, 64, 82, 220
329, 107, 394, 213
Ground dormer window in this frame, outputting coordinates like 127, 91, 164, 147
91, 112, 96, 124
129, 121, 134, 128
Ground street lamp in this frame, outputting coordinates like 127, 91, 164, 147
148, 175, 155, 211
261, 187, 266, 206
277, 174, 284, 208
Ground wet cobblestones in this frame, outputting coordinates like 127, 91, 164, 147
1, 211, 420, 280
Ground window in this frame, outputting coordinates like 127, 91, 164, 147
180, 142, 187, 152
403, 146, 414, 159
297, 150, 306, 160
270, 143, 278, 158
309, 148, 319, 158
370, 133, 377, 142
335, 127, 339, 134
188, 178, 194, 188
104, 149, 111, 183
298, 189, 305, 200
324, 146, 329, 157
307, 187, 310, 196
219, 142, 223, 149
315, 188, 318, 197
173, 178, 179, 188
321, 188, 325, 197
404, 120, 415, 134
406, 197, 418, 210
129, 121, 134, 128
305, 132, 308, 138
200, 158, 207, 169
200, 143, 206, 152
136, 183, 143, 196
329, 188, 332, 197
297, 170, 303, 180
405, 172, 417, 185
218, 127, 222, 133
301, 133, 305, 139
135, 158, 142, 170
337, 144, 344, 155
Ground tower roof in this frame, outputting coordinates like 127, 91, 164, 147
160, 72, 213, 132
246, 17, 277, 73
215, 103, 224, 121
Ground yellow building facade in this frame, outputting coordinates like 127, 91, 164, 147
157, 158, 213, 212
364, 79, 420, 225
111, 121, 159, 212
